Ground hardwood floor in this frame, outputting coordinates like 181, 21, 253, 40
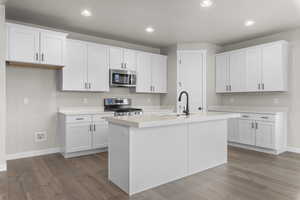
1, 147, 300, 200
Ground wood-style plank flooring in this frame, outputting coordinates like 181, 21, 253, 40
1, 147, 300, 200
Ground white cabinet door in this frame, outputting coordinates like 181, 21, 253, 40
262, 44, 285, 91
216, 54, 229, 93
87, 43, 109, 92
62, 40, 87, 91
151, 54, 167, 93
136, 52, 152, 93
228, 119, 239, 143
123, 49, 137, 70
7, 24, 40, 63
238, 119, 255, 146
255, 121, 275, 149
40, 32, 66, 66
229, 50, 247, 92
66, 123, 92, 153
246, 47, 262, 91
109, 47, 123, 70
93, 121, 109, 149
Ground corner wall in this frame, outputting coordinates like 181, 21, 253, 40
220, 28, 300, 149
0, 4, 6, 171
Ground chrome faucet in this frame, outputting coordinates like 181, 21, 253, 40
178, 91, 190, 115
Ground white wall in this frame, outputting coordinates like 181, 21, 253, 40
0, 4, 6, 170
5, 21, 162, 156
220, 28, 300, 149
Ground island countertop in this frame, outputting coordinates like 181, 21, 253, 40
105, 111, 240, 128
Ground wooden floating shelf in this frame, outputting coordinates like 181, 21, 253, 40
6, 61, 64, 70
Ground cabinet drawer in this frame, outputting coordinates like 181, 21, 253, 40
239, 113, 275, 122
93, 114, 113, 122
66, 115, 92, 123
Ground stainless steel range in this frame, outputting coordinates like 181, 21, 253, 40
104, 98, 143, 116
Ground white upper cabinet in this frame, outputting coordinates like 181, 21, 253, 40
136, 52, 167, 94
246, 47, 262, 91
216, 41, 288, 93
62, 40, 87, 91
229, 50, 247, 92
7, 24, 40, 64
123, 49, 137, 70
87, 43, 109, 92
109, 47, 137, 70
151, 54, 167, 93
40, 32, 66, 66
136, 52, 152, 93
60, 39, 109, 92
216, 54, 229, 93
262, 43, 288, 91
6, 23, 67, 66
109, 47, 124, 70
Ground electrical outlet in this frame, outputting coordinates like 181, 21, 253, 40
35, 131, 47, 142
23, 97, 29, 105
83, 98, 88, 104
273, 98, 279, 105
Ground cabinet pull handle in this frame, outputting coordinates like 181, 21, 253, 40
41, 53, 44, 62
261, 116, 269, 119
226, 85, 228, 91
262, 83, 265, 90
35, 53, 39, 61
255, 122, 258, 129
89, 124, 93, 132
229, 85, 232, 91
242, 115, 249, 118
94, 124, 96, 131
251, 122, 254, 129
84, 82, 88, 89
89, 83, 91, 89
75, 118, 84, 120
258, 83, 261, 90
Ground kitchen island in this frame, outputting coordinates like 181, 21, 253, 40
106, 112, 240, 195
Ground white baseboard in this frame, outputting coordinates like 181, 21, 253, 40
0, 163, 7, 172
6, 147, 60, 161
286, 146, 300, 154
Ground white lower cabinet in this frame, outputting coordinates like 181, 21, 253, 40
227, 112, 285, 154
238, 119, 256, 146
93, 121, 109, 149
59, 114, 112, 158
66, 123, 92, 153
255, 121, 275, 149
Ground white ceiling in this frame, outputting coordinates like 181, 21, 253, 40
5, 0, 300, 48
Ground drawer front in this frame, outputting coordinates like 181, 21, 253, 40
93, 114, 114, 122
66, 115, 92, 123
254, 114, 275, 122
239, 113, 275, 122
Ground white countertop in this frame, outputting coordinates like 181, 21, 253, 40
58, 106, 174, 116
208, 105, 288, 114
105, 112, 240, 128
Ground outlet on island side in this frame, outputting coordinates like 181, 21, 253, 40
35, 131, 47, 142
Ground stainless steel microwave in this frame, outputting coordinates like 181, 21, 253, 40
110, 69, 136, 87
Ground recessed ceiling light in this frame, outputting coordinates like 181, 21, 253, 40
145, 26, 155, 33
200, 0, 213, 8
244, 20, 255, 27
81, 9, 92, 17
